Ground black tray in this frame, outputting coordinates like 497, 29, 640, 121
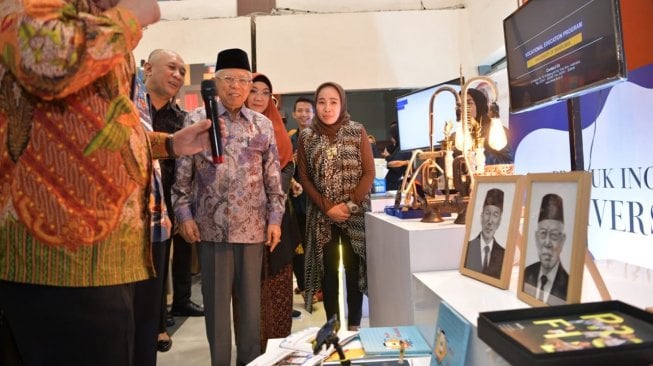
477, 300, 653, 366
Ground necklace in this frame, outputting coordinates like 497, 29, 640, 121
326, 144, 338, 160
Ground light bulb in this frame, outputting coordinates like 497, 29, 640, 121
488, 118, 508, 150
454, 121, 472, 152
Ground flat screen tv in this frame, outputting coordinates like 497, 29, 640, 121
503, 0, 626, 113
396, 78, 461, 151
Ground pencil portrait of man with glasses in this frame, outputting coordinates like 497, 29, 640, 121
523, 193, 569, 305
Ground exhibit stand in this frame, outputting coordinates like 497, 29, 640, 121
365, 212, 465, 327
412, 261, 653, 365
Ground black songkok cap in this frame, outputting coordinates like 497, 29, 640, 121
215, 48, 251, 72
483, 188, 504, 211
538, 193, 564, 222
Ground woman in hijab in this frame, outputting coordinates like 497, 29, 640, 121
237, 73, 298, 350
296, 82, 375, 331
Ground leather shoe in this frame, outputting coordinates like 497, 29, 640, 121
170, 301, 204, 317
157, 337, 172, 352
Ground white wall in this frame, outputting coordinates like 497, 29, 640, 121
256, 9, 470, 93
464, 0, 517, 66
157, 0, 237, 21
275, 0, 463, 13
134, 1, 518, 93
134, 17, 251, 66
154, 0, 466, 19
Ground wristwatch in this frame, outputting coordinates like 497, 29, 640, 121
346, 200, 360, 214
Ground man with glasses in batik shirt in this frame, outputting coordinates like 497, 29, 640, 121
172, 48, 285, 366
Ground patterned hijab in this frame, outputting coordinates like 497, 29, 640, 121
310, 82, 350, 141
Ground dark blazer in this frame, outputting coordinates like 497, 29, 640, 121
465, 234, 505, 279
523, 262, 569, 305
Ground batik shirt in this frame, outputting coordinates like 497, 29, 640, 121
0, 1, 171, 287
173, 104, 286, 244
151, 101, 191, 219
133, 68, 170, 244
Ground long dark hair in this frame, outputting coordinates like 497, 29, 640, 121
388, 122, 400, 153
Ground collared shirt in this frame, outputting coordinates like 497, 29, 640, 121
151, 101, 192, 216
173, 103, 285, 244
536, 262, 560, 303
0, 2, 170, 287
134, 70, 170, 244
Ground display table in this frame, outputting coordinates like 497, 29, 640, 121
249, 337, 432, 366
365, 212, 465, 327
411, 261, 653, 366
412, 269, 528, 366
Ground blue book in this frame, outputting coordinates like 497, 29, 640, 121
430, 302, 471, 366
358, 326, 431, 357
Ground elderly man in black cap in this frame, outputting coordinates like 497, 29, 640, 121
523, 193, 569, 305
172, 48, 285, 366
465, 188, 506, 278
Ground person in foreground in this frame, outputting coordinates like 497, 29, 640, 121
173, 49, 285, 366
0, 1, 213, 365
296, 82, 375, 331
132, 66, 174, 364
523, 193, 569, 305
464, 188, 506, 278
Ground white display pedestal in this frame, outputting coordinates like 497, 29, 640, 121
365, 212, 465, 327
412, 269, 528, 366
411, 261, 653, 366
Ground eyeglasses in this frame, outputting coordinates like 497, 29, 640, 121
216, 76, 251, 86
536, 229, 563, 242
249, 90, 271, 98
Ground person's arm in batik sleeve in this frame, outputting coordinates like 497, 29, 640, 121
0, 1, 148, 100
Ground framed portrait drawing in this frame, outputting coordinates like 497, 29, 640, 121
517, 171, 591, 307
459, 175, 524, 289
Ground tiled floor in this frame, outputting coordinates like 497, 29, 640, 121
157, 276, 369, 366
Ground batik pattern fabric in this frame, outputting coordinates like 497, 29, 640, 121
300, 121, 370, 313
260, 262, 293, 349
0, 1, 168, 286
173, 104, 286, 243
151, 100, 190, 218
133, 68, 170, 244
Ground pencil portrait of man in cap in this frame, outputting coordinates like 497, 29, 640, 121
464, 188, 506, 279
523, 193, 569, 305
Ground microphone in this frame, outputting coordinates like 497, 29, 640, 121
201, 79, 224, 164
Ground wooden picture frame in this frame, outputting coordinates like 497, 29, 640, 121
459, 175, 524, 289
517, 171, 591, 307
